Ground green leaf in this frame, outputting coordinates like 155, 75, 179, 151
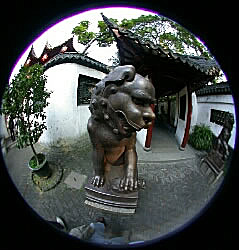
1, 64, 51, 152
189, 124, 213, 151
72, 13, 211, 60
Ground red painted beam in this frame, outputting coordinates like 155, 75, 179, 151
180, 89, 192, 149
144, 104, 155, 150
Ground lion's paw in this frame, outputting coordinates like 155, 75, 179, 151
119, 174, 138, 191
91, 175, 105, 187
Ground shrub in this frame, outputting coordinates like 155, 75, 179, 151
189, 124, 213, 151
1, 64, 52, 165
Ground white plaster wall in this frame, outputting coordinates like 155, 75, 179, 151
136, 129, 147, 147
174, 93, 179, 127
170, 99, 176, 126
175, 86, 188, 146
191, 92, 198, 130
77, 105, 91, 135
196, 94, 236, 148
158, 102, 168, 115
0, 115, 8, 138
39, 63, 106, 145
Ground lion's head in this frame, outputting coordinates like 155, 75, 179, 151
89, 65, 156, 137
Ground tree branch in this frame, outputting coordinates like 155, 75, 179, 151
82, 37, 98, 55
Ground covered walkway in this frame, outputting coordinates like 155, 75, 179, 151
137, 120, 196, 163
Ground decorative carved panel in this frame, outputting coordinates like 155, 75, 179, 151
210, 109, 233, 126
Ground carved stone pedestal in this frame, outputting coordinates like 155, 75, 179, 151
85, 165, 139, 214
85, 184, 138, 214
199, 149, 225, 185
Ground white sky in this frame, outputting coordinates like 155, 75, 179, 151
10, 7, 156, 82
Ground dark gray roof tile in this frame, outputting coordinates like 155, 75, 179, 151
44, 53, 110, 73
196, 82, 231, 96
101, 13, 220, 77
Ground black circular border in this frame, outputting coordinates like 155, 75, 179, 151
1, 1, 238, 249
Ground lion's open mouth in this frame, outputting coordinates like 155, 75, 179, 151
116, 110, 141, 135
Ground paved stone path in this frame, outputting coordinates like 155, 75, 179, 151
137, 121, 197, 163
4, 134, 222, 243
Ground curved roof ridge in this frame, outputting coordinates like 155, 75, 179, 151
43, 52, 110, 73
24, 37, 78, 66
101, 13, 220, 76
196, 81, 231, 96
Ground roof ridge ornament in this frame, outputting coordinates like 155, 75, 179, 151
100, 13, 118, 29
29, 45, 37, 57
101, 13, 220, 77
45, 40, 52, 49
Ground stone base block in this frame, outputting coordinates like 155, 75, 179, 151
85, 200, 136, 214
85, 164, 140, 214
199, 157, 224, 185
85, 179, 138, 214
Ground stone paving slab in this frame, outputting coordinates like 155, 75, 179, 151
137, 141, 196, 163
85, 200, 136, 214
137, 123, 197, 163
64, 171, 87, 190
3, 140, 223, 244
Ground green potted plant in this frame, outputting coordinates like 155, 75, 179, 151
1, 63, 52, 178
189, 124, 213, 151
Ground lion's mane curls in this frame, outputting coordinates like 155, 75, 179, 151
89, 65, 136, 120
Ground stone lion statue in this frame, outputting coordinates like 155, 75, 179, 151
87, 65, 155, 192
214, 112, 234, 161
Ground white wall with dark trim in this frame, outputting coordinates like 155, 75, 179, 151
136, 129, 148, 148
196, 94, 236, 148
175, 86, 188, 146
39, 63, 106, 146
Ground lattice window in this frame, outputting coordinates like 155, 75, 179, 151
77, 75, 99, 105
210, 109, 232, 126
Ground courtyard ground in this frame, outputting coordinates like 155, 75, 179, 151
3, 123, 223, 244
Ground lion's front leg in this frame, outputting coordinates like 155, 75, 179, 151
91, 147, 105, 187
120, 148, 138, 191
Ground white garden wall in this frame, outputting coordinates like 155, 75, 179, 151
136, 129, 148, 148
196, 94, 236, 148
175, 86, 188, 146
39, 63, 106, 146
191, 93, 198, 129
0, 115, 8, 138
